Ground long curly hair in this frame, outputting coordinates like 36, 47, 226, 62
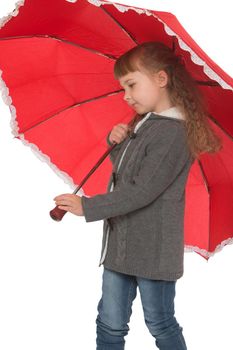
113, 41, 223, 160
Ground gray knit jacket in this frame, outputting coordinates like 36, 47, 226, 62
81, 113, 194, 281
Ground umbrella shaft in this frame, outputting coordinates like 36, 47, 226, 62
72, 143, 117, 195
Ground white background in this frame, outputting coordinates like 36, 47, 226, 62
0, 1, 232, 349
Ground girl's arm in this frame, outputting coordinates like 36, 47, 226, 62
82, 122, 191, 222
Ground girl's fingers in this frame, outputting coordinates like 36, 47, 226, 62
114, 129, 128, 142
54, 194, 76, 202
118, 123, 129, 131
55, 195, 80, 207
118, 125, 129, 134
115, 132, 124, 141
55, 199, 71, 206
110, 124, 129, 143
58, 205, 70, 211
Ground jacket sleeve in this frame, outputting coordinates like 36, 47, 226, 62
106, 131, 123, 163
82, 123, 191, 222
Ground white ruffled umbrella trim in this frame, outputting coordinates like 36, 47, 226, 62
0, 0, 25, 28
185, 237, 233, 259
0, 70, 85, 196
85, 0, 232, 90
0, 0, 232, 256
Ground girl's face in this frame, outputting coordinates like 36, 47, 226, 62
119, 69, 173, 115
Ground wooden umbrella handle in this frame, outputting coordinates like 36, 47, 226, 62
49, 142, 117, 221
49, 205, 67, 221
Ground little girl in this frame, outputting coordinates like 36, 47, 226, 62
54, 42, 222, 350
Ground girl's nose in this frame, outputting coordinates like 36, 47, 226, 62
123, 91, 131, 102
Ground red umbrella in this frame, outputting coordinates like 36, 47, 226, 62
0, 0, 232, 259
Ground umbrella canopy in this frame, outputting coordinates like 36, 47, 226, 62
0, 0, 233, 259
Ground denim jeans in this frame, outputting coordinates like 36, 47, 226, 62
96, 267, 187, 350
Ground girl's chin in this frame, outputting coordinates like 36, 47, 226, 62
132, 104, 149, 114
132, 103, 142, 111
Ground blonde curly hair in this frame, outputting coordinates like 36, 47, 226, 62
114, 41, 223, 160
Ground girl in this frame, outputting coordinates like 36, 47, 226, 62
54, 42, 222, 350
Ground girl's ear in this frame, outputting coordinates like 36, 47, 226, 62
157, 70, 168, 87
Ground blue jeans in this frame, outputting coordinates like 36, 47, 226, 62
96, 267, 187, 350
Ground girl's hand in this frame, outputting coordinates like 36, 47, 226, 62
109, 123, 131, 144
53, 194, 84, 216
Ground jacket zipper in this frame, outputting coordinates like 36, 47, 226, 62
98, 138, 133, 266
98, 112, 152, 266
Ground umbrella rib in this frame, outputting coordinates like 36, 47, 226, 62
17, 88, 123, 134
0, 35, 117, 60
207, 114, 233, 141
197, 158, 211, 252
172, 36, 176, 52
0, 37, 221, 87
100, 6, 139, 45
196, 80, 220, 87
197, 159, 210, 194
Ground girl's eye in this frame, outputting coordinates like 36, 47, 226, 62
128, 83, 135, 88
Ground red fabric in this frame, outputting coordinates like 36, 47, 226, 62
0, 0, 232, 257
